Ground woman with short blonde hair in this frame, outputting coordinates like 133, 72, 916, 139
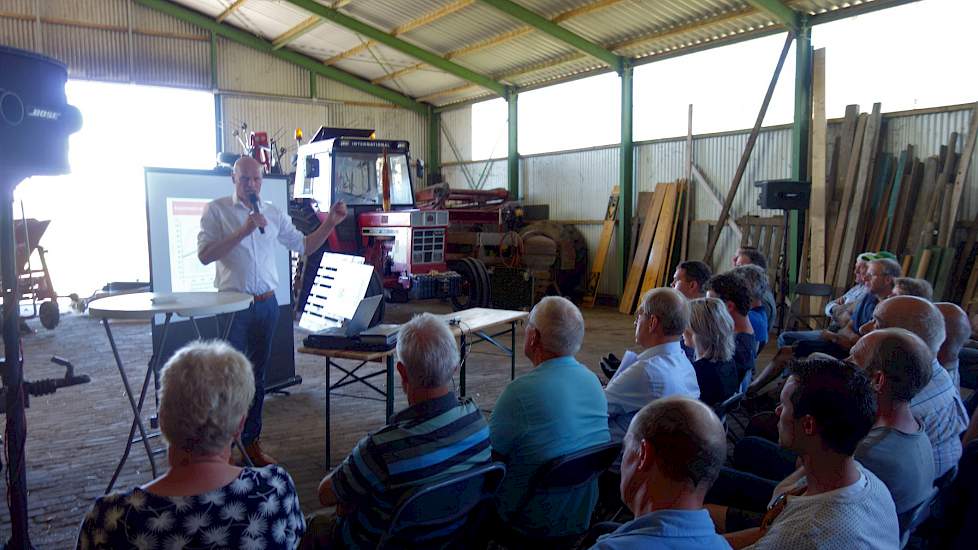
78, 341, 305, 549
685, 298, 740, 407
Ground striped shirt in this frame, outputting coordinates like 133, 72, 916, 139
331, 392, 491, 548
910, 359, 968, 479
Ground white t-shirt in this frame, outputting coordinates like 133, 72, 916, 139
746, 464, 899, 550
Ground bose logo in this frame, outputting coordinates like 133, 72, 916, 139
27, 108, 61, 121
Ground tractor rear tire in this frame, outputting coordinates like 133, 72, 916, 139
39, 300, 60, 330
449, 257, 490, 311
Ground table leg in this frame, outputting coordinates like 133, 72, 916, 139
103, 319, 157, 494
386, 355, 394, 422
511, 321, 517, 381
325, 357, 332, 470
151, 313, 172, 417
459, 332, 468, 397
190, 316, 203, 339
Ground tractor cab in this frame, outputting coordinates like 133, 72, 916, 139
294, 127, 470, 304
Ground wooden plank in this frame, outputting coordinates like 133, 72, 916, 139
892, 160, 922, 254
810, 48, 828, 285
915, 248, 933, 279
690, 165, 743, 242
942, 102, 978, 247
907, 156, 941, 253
937, 133, 960, 244
620, 187, 666, 314
835, 104, 882, 291
901, 255, 912, 275
662, 181, 687, 288
641, 183, 680, 296
826, 113, 868, 290
883, 148, 910, 247
681, 105, 693, 260
934, 247, 955, 300
583, 185, 620, 307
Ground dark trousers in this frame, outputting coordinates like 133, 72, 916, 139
226, 296, 279, 445
733, 436, 798, 481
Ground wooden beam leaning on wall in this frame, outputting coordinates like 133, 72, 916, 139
583, 185, 620, 307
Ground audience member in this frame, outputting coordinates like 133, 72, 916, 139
893, 277, 934, 300
686, 298, 740, 408
935, 302, 970, 388
722, 358, 898, 549
705, 272, 756, 384
672, 260, 712, 300
606, 288, 699, 442
490, 297, 609, 538
310, 314, 490, 549
78, 341, 305, 550
824, 253, 873, 328
862, 296, 968, 479
734, 247, 768, 270
590, 397, 730, 550
732, 265, 773, 352
749, 258, 899, 394
847, 329, 936, 514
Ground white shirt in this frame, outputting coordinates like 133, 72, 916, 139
197, 195, 306, 295
605, 341, 700, 441
747, 464, 899, 550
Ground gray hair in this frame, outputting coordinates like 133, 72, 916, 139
871, 258, 903, 278
875, 296, 945, 354
689, 298, 735, 362
731, 264, 770, 301
529, 296, 585, 356
159, 340, 255, 456
397, 313, 459, 389
894, 277, 933, 300
628, 396, 726, 488
638, 287, 690, 336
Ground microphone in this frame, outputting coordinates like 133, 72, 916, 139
248, 192, 265, 234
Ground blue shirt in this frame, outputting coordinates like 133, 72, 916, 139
851, 292, 879, 329
748, 307, 768, 350
490, 356, 610, 537
592, 509, 731, 550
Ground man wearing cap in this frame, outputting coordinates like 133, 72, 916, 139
198, 156, 347, 465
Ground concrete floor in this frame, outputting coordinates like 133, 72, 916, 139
0, 301, 640, 547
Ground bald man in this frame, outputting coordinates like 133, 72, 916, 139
862, 296, 968, 479
592, 396, 729, 549
935, 302, 971, 388
198, 156, 347, 465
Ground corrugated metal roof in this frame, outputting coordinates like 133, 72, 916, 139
160, 0, 915, 108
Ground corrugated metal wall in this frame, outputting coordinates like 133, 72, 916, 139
441, 105, 977, 297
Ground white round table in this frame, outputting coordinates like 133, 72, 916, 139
88, 291, 253, 493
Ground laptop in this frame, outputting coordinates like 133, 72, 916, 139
304, 295, 389, 351
341, 294, 383, 337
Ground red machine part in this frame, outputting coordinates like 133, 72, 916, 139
248, 131, 271, 173
357, 210, 450, 288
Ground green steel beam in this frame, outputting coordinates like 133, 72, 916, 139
618, 63, 634, 295
427, 105, 441, 186
133, 0, 426, 114
789, 20, 813, 287
745, 0, 800, 30
283, 0, 506, 96
479, 0, 623, 72
507, 90, 519, 199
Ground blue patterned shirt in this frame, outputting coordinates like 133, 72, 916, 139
911, 359, 968, 478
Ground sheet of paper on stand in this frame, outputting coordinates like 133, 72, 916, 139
298, 253, 372, 332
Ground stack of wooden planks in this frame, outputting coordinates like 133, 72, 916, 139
619, 180, 687, 315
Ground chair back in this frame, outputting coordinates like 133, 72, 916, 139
378, 462, 506, 549
898, 486, 938, 548
793, 283, 834, 297
714, 391, 745, 422
514, 441, 622, 515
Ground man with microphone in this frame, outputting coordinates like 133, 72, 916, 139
198, 155, 346, 466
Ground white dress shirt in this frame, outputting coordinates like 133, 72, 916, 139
605, 341, 700, 441
197, 195, 306, 295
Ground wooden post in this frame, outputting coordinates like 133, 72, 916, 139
681, 105, 693, 260
809, 48, 827, 286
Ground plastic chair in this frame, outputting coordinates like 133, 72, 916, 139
378, 462, 506, 549
495, 441, 622, 548
899, 486, 938, 548
784, 283, 834, 331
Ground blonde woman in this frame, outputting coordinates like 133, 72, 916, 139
685, 298, 740, 407
77, 341, 304, 549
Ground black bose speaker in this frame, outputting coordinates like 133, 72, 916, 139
755, 179, 811, 210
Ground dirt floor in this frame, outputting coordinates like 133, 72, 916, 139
0, 301, 650, 547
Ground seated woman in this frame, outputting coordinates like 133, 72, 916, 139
686, 297, 740, 408
77, 340, 305, 550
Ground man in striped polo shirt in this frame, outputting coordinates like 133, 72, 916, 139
307, 313, 491, 549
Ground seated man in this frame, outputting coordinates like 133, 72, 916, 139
312, 313, 491, 549
893, 277, 934, 300
721, 358, 899, 549
490, 296, 609, 538
590, 397, 730, 549
749, 258, 899, 395
705, 272, 756, 384
935, 302, 970, 388
605, 288, 699, 443
671, 260, 712, 300
731, 249, 776, 328
733, 264, 773, 352
865, 296, 968, 479
823, 253, 873, 329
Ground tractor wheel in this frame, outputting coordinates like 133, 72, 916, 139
365, 270, 386, 327
449, 258, 490, 311
39, 300, 60, 330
